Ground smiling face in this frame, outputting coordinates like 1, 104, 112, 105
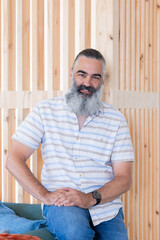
65, 55, 104, 116
72, 56, 104, 96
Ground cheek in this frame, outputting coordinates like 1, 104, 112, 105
93, 81, 101, 90
74, 78, 83, 87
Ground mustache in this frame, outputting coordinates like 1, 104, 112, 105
77, 85, 95, 94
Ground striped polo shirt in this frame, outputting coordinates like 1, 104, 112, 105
12, 96, 135, 226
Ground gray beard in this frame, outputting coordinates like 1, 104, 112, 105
65, 80, 102, 116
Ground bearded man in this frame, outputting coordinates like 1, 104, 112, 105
6, 49, 134, 240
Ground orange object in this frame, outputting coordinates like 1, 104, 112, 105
0, 233, 42, 240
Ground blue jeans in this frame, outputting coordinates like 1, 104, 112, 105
43, 205, 128, 240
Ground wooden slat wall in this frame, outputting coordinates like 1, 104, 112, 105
113, 1, 160, 240
0, 1, 159, 239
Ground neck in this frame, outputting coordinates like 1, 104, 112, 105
77, 115, 88, 129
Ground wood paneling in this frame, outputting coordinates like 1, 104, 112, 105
0, 1, 159, 239
116, 1, 160, 239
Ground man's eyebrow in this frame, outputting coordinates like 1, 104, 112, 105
77, 70, 102, 78
92, 73, 102, 78
77, 70, 87, 74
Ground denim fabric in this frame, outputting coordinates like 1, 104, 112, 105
0, 201, 46, 234
43, 205, 128, 240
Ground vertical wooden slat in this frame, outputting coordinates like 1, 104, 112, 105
60, 0, 69, 91
123, 109, 130, 232
96, 0, 114, 104
31, 0, 38, 92
68, 0, 75, 77
135, 0, 140, 91
16, 0, 22, 91
22, 0, 30, 90
2, 109, 9, 202
112, 0, 119, 106
156, 108, 159, 240
144, 109, 149, 240
122, 108, 128, 223
91, 0, 112, 58
152, 108, 156, 240
148, 108, 152, 239
139, 109, 144, 240
119, 0, 125, 91
152, 0, 156, 93
8, 109, 16, 202
85, 0, 91, 48
44, 0, 53, 94
135, 109, 140, 239
148, 0, 153, 92
144, 0, 149, 92
128, 108, 136, 239
140, 0, 145, 92
90, 0, 96, 49
8, 0, 16, 91
132, 108, 136, 240
37, 0, 44, 90
125, 0, 130, 91
53, 0, 60, 91
75, 0, 85, 56
157, 0, 160, 92
130, 0, 135, 91
2, 0, 9, 91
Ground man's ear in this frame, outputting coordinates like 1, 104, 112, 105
70, 68, 73, 79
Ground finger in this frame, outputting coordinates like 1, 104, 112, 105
61, 187, 71, 191
54, 197, 65, 205
57, 199, 71, 207
63, 202, 75, 207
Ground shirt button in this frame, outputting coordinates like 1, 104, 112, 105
76, 136, 80, 141
80, 173, 83, 177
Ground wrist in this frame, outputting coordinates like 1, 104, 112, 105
86, 192, 97, 208
92, 190, 101, 206
40, 188, 51, 205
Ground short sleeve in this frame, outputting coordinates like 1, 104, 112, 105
12, 104, 44, 150
111, 117, 135, 162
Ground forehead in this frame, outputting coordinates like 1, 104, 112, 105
74, 56, 104, 75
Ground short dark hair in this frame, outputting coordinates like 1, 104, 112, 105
73, 48, 105, 65
72, 48, 106, 80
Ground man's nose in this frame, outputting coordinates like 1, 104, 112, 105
83, 76, 92, 86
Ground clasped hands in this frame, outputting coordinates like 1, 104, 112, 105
44, 187, 95, 209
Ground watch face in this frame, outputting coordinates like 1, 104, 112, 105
93, 191, 101, 199
92, 190, 101, 205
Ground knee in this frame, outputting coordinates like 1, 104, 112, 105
59, 226, 82, 240
44, 205, 94, 240
52, 223, 94, 240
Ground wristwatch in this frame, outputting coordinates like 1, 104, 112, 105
92, 190, 101, 206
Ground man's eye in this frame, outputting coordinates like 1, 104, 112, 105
79, 73, 85, 78
93, 76, 101, 81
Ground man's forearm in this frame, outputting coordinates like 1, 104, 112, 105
6, 155, 49, 203
97, 175, 132, 205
